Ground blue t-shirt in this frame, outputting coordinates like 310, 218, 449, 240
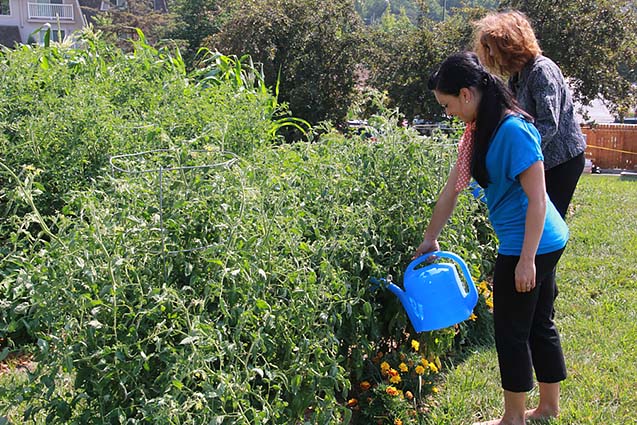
483, 115, 569, 255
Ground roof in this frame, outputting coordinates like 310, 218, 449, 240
574, 97, 615, 124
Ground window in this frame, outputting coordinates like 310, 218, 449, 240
1, 0, 10, 16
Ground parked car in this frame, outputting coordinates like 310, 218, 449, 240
411, 118, 458, 136
614, 117, 637, 124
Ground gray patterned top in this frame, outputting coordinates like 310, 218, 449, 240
509, 55, 586, 170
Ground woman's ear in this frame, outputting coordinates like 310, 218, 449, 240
459, 87, 472, 104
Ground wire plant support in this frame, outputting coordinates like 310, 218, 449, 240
109, 148, 240, 283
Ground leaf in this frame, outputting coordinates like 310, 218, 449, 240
179, 336, 200, 345
258, 268, 267, 279
255, 299, 270, 310
37, 338, 49, 354
88, 320, 103, 329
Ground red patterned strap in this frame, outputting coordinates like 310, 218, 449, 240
455, 122, 476, 193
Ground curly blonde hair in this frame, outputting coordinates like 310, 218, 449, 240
473, 10, 542, 76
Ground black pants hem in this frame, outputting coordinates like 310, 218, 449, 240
493, 248, 567, 393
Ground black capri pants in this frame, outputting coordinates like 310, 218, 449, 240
493, 247, 567, 392
545, 152, 585, 219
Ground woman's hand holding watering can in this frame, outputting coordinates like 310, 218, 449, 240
413, 238, 440, 259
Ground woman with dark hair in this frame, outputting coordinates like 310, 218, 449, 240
414, 52, 568, 425
473, 10, 586, 218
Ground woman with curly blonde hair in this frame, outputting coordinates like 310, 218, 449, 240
473, 10, 586, 220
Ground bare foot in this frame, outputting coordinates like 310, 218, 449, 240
525, 407, 559, 421
472, 419, 524, 425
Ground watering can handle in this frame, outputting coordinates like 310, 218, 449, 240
407, 251, 478, 301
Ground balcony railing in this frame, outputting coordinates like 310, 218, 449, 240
28, 3, 74, 20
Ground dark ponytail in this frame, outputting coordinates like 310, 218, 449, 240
428, 52, 532, 187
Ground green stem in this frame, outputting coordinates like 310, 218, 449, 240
0, 160, 64, 247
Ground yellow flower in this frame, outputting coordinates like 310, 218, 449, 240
346, 398, 358, 407
388, 368, 401, 383
469, 313, 477, 321
405, 390, 414, 400
432, 386, 439, 393
486, 299, 494, 309
380, 361, 390, 372
394, 419, 403, 425
479, 281, 489, 291
411, 339, 420, 351
415, 365, 425, 375
399, 362, 408, 373
429, 363, 439, 373
386, 386, 400, 396
360, 381, 371, 391
421, 358, 429, 367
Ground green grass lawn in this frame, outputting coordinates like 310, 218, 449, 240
423, 174, 637, 424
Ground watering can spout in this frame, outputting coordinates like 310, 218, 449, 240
386, 282, 408, 304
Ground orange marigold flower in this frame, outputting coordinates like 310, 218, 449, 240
394, 419, 403, 425
346, 398, 358, 407
415, 365, 425, 375
399, 362, 408, 372
380, 361, 390, 372
386, 386, 400, 396
421, 358, 429, 367
360, 381, 371, 391
389, 373, 401, 384
405, 390, 414, 400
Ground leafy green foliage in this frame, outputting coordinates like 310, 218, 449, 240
363, 11, 476, 121
168, 0, 233, 64
0, 29, 284, 349
7, 134, 494, 423
0, 30, 496, 423
208, 0, 365, 126
84, 0, 176, 50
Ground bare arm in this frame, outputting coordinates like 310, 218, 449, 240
414, 164, 461, 257
515, 161, 547, 292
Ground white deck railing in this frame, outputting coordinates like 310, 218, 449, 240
28, 3, 74, 20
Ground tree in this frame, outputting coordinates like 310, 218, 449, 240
83, 0, 175, 49
364, 5, 486, 120
209, 0, 364, 127
355, 0, 421, 25
501, 0, 637, 116
168, 0, 233, 64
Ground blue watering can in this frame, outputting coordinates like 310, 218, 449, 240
387, 251, 478, 332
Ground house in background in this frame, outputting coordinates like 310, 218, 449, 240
0, 0, 85, 47
575, 97, 616, 125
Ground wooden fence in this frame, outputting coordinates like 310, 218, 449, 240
580, 124, 637, 170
